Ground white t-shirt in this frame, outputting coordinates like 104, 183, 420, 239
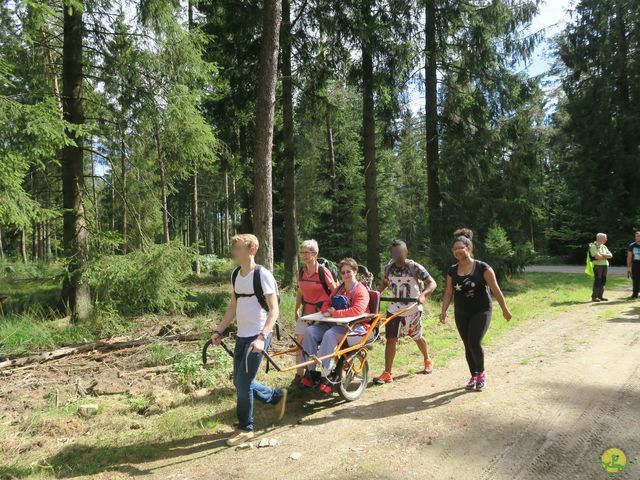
234, 267, 278, 337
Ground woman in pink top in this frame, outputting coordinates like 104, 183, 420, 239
300, 258, 370, 396
294, 240, 338, 380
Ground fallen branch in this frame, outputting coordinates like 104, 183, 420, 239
0, 333, 203, 371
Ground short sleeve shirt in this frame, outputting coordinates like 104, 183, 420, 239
385, 260, 431, 314
589, 243, 611, 266
234, 267, 277, 337
447, 260, 492, 314
628, 242, 640, 262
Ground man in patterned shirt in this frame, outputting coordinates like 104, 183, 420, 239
374, 240, 437, 384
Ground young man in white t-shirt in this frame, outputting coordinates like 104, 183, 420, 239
211, 234, 287, 446
374, 240, 437, 384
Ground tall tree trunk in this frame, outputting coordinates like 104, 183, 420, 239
31, 222, 38, 262
223, 170, 230, 253
60, 2, 92, 321
425, 0, 442, 247
187, 0, 200, 272
41, 28, 63, 115
120, 137, 128, 254
361, 1, 380, 278
20, 229, 27, 263
231, 177, 237, 234
238, 127, 253, 233
90, 144, 99, 232
155, 125, 170, 243
190, 167, 200, 273
252, 0, 282, 270
109, 161, 116, 232
281, 0, 298, 285
326, 104, 338, 219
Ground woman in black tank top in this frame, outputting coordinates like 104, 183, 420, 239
439, 229, 512, 392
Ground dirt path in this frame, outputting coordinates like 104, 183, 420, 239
94, 289, 640, 480
526, 264, 627, 275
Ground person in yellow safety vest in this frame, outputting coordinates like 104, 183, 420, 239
589, 233, 613, 302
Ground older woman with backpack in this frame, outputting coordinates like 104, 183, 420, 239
293, 240, 339, 382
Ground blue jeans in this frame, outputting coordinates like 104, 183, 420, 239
233, 333, 282, 432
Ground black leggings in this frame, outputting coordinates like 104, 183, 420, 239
455, 308, 492, 375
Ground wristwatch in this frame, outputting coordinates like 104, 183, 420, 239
257, 332, 266, 340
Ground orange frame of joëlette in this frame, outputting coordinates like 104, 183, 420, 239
262, 303, 419, 373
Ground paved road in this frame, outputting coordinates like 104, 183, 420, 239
526, 264, 627, 275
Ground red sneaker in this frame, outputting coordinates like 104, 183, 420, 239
299, 374, 313, 389
373, 371, 394, 384
422, 359, 434, 374
317, 381, 332, 397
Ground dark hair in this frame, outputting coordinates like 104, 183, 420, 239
391, 239, 407, 249
338, 257, 359, 272
452, 228, 474, 250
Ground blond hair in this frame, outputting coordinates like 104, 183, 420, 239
232, 234, 259, 251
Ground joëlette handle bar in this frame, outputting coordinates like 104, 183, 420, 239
202, 338, 282, 372
379, 297, 421, 303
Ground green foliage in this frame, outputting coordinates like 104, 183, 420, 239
0, 313, 90, 355
85, 242, 197, 315
145, 344, 182, 367
549, 0, 640, 247
483, 225, 534, 280
127, 393, 154, 415
198, 254, 228, 272
173, 352, 204, 386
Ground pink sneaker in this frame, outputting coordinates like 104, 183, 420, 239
465, 375, 477, 390
475, 372, 487, 391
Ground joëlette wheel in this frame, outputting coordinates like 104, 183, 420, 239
337, 349, 369, 402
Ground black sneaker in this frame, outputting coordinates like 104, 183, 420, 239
599, 297, 609, 301
592, 298, 601, 302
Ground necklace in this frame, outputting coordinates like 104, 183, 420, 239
304, 262, 317, 280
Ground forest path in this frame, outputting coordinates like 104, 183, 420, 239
526, 264, 627, 275
102, 288, 640, 480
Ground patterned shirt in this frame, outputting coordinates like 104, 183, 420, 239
385, 260, 431, 314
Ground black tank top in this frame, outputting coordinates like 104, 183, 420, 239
447, 260, 492, 314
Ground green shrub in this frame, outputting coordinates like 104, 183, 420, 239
198, 254, 228, 272
483, 225, 534, 280
84, 242, 196, 315
127, 393, 154, 415
173, 353, 203, 386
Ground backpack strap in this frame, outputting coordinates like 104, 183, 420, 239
231, 266, 242, 298
253, 265, 270, 312
317, 265, 331, 295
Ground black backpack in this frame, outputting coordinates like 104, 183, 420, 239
232, 265, 280, 312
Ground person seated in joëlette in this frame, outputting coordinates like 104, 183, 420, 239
300, 257, 370, 396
